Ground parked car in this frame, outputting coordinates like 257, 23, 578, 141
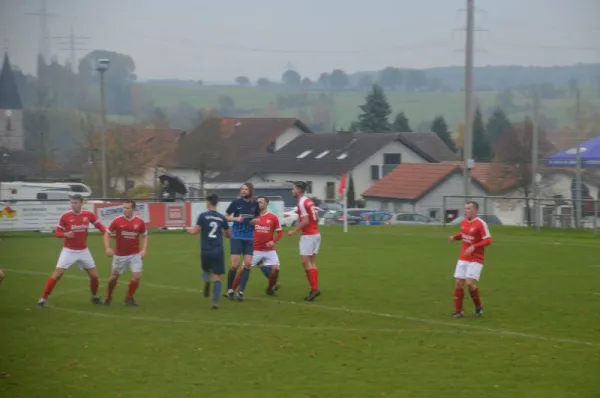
391, 213, 442, 225
323, 208, 377, 225
449, 215, 503, 225
359, 211, 393, 225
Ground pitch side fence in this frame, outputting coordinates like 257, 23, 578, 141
0, 197, 286, 232
442, 195, 600, 237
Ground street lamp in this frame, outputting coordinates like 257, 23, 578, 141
96, 58, 110, 198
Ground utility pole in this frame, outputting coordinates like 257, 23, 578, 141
96, 59, 110, 198
575, 85, 583, 228
26, 0, 57, 60
463, 0, 475, 199
54, 27, 90, 72
531, 86, 540, 231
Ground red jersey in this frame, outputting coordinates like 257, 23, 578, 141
108, 215, 147, 256
453, 217, 492, 263
297, 196, 320, 236
253, 212, 282, 251
56, 210, 106, 250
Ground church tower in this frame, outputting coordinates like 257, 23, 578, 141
0, 53, 24, 151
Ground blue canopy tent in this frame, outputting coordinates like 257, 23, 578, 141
545, 135, 600, 224
546, 135, 600, 168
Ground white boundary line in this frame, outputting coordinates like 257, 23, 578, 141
46, 305, 486, 336
5, 268, 600, 348
49, 287, 89, 298
588, 292, 600, 296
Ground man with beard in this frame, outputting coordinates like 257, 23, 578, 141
224, 182, 262, 301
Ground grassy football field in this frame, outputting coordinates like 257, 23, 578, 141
1, 226, 599, 398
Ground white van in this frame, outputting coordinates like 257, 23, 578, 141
0, 182, 92, 201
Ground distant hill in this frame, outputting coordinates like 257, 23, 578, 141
350, 64, 600, 91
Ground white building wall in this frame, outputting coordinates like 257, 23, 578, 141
416, 173, 488, 220
352, 141, 429, 196
274, 126, 305, 151
252, 173, 340, 201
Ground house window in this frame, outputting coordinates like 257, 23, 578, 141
325, 182, 335, 200
370, 165, 380, 180
126, 180, 135, 189
384, 153, 401, 165
306, 181, 313, 194
428, 209, 439, 219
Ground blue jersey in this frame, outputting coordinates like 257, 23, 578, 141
226, 198, 259, 240
196, 210, 229, 253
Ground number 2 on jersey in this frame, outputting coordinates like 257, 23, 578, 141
208, 221, 218, 238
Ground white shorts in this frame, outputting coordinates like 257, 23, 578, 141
56, 248, 96, 270
299, 234, 321, 256
250, 251, 280, 267
454, 260, 483, 281
111, 254, 143, 275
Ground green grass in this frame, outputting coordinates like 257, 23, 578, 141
1, 226, 600, 397
135, 83, 600, 130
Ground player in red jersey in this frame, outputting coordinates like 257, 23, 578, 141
103, 200, 148, 306
234, 196, 283, 298
288, 181, 321, 301
37, 194, 107, 307
448, 201, 492, 318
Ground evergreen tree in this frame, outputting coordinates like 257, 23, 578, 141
431, 116, 457, 152
486, 107, 512, 149
472, 108, 493, 161
392, 112, 412, 132
347, 175, 356, 207
355, 84, 392, 132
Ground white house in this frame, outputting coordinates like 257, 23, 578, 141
362, 163, 488, 221
213, 131, 460, 205
480, 167, 600, 226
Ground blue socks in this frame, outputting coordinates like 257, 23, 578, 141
202, 271, 211, 283
213, 280, 222, 304
239, 268, 251, 292
260, 266, 271, 278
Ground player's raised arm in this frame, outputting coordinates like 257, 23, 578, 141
55, 214, 73, 239
221, 214, 232, 238
90, 212, 107, 233
289, 202, 309, 236
103, 219, 116, 256
449, 232, 463, 241
140, 223, 148, 258
472, 221, 492, 248
187, 213, 203, 235
225, 200, 241, 223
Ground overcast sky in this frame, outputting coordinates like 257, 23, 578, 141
1, 0, 599, 82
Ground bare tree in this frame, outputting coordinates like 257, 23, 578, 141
176, 116, 231, 195
491, 117, 555, 226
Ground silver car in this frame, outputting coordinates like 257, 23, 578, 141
391, 213, 442, 225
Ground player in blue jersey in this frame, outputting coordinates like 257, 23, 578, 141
224, 182, 262, 301
187, 193, 231, 309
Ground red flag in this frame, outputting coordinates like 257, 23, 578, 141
338, 174, 347, 195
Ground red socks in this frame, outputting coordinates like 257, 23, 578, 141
42, 277, 58, 299
90, 277, 99, 296
469, 287, 482, 308
106, 279, 118, 301
126, 280, 139, 299
454, 288, 464, 313
306, 268, 319, 291
268, 269, 279, 290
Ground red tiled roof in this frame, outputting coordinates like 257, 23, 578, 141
363, 163, 487, 201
